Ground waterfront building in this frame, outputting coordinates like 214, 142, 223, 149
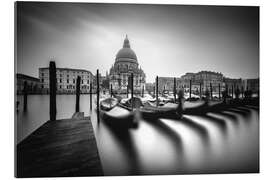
223, 77, 243, 93
243, 78, 259, 93
39, 67, 94, 94
16, 73, 42, 94
194, 71, 224, 93
109, 35, 146, 94
157, 77, 182, 93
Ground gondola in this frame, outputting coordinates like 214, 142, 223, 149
99, 97, 138, 128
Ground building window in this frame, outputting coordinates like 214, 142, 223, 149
67, 74, 69, 78
60, 79, 62, 83
73, 79, 75, 84
41, 78, 44, 82
81, 79, 83, 84
60, 85, 62, 89
42, 73, 44, 76
87, 80, 89, 84
67, 79, 69, 84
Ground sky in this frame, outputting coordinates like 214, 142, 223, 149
16, 2, 259, 83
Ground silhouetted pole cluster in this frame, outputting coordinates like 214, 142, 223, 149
23, 81, 28, 112
189, 80, 192, 99
153, 86, 155, 97
173, 77, 176, 103
96, 69, 100, 122
75, 76, 81, 112
156, 76, 159, 106
90, 82, 92, 110
49, 61, 56, 121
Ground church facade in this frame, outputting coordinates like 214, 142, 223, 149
109, 35, 146, 93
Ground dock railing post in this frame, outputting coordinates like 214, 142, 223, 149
96, 69, 100, 123
49, 61, 56, 121
156, 76, 159, 106
23, 81, 28, 112
174, 77, 176, 103
90, 82, 92, 110
75, 76, 81, 112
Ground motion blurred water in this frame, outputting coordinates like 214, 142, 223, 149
16, 94, 259, 175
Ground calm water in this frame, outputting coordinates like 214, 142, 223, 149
16, 95, 259, 175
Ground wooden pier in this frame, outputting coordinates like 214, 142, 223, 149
16, 116, 103, 177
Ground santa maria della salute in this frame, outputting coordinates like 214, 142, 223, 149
109, 35, 146, 93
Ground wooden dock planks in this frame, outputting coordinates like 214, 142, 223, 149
16, 117, 103, 177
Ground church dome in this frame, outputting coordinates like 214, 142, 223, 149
115, 35, 138, 64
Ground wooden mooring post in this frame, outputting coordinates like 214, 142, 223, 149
189, 80, 192, 99
23, 81, 28, 112
49, 61, 56, 121
232, 85, 234, 99
156, 76, 159, 107
173, 77, 176, 103
110, 84, 113, 97
210, 83, 213, 99
90, 83, 92, 110
96, 69, 100, 122
218, 83, 221, 100
75, 76, 81, 112
199, 82, 202, 99
142, 85, 144, 98
131, 73, 134, 110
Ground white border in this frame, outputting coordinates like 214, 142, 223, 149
1, 0, 269, 180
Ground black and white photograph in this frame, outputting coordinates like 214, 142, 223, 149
15, 1, 259, 177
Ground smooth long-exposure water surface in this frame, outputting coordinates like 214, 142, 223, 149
16, 95, 259, 175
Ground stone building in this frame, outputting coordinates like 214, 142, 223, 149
109, 35, 146, 93
194, 71, 224, 93
16, 73, 42, 94
39, 67, 94, 94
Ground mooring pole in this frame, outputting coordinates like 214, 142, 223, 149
110, 84, 113, 97
75, 76, 81, 112
90, 82, 92, 110
199, 82, 202, 99
49, 61, 56, 121
189, 79, 192, 99
23, 81, 28, 112
156, 76, 159, 107
131, 73, 134, 110
218, 83, 221, 100
173, 77, 176, 103
232, 85, 234, 99
210, 83, 213, 99
96, 69, 100, 122
142, 85, 144, 97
